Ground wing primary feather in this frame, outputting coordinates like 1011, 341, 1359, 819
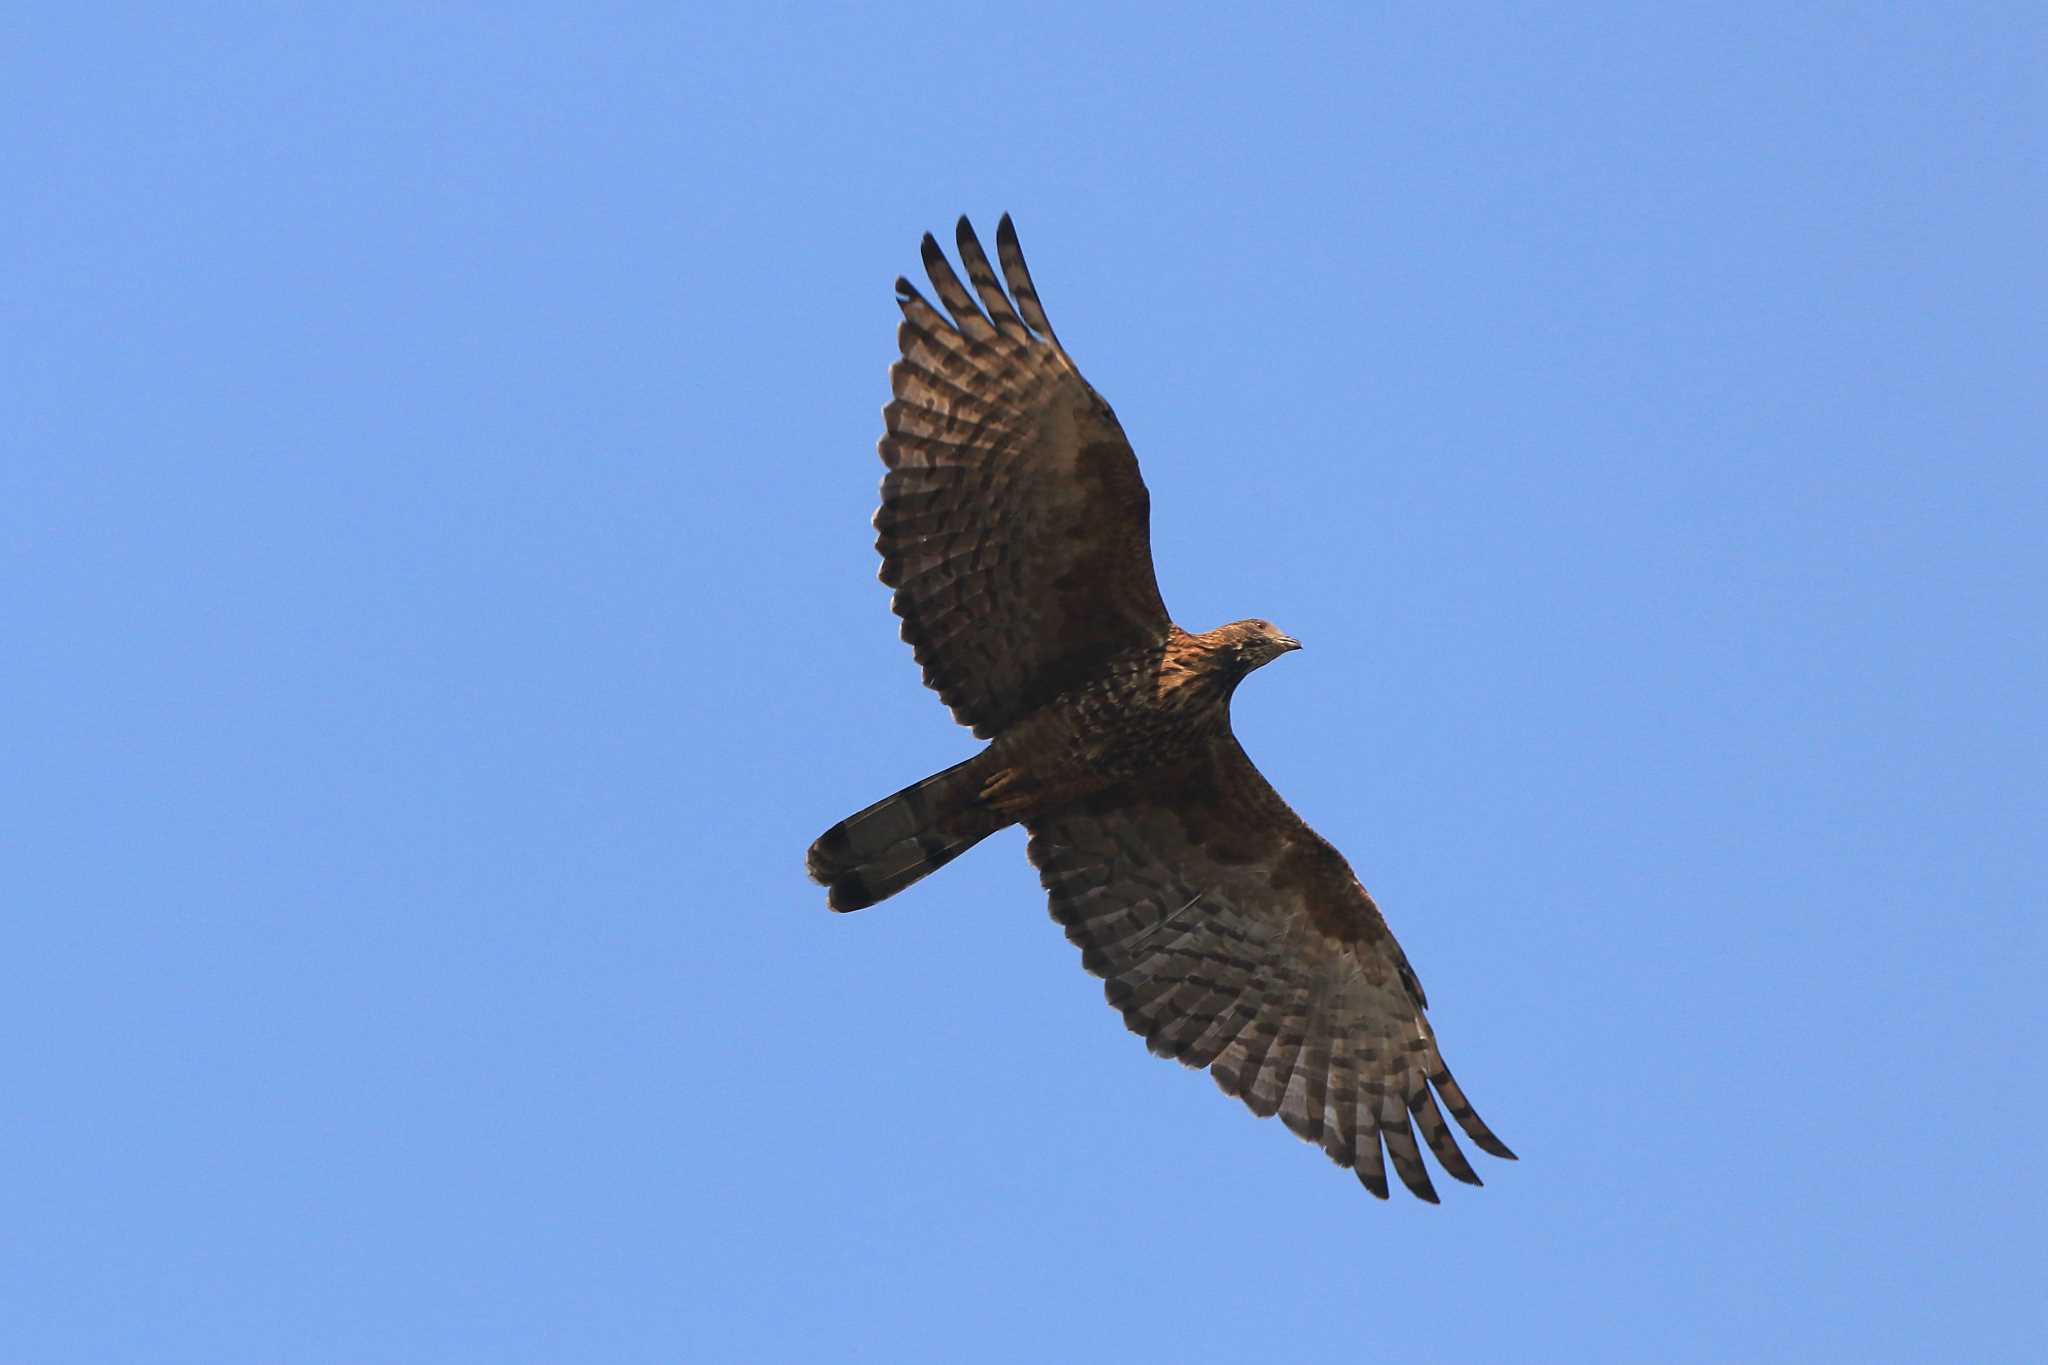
994, 213, 1062, 351
1430, 1067, 1518, 1160
1352, 1123, 1391, 1199
920, 233, 996, 341
955, 218, 1026, 336
1378, 1100, 1441, 1203
894, 287, 968, 351
896, 276, 969, 350
1320, 1023, 1364, 1174
1278, 973, 1336, 1146
1409, 1086, 1482, 1186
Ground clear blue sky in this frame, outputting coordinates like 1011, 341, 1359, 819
7, 5, 2044, 1362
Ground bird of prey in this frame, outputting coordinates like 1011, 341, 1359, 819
808, 216, 1513, 1201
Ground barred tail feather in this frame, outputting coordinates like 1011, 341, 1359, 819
808, 756, 1009, 912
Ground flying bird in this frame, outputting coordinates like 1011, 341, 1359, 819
808, 216, 1514, 1201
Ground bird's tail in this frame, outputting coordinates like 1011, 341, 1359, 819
807, 755, 1011, 912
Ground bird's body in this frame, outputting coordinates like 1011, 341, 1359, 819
809, 217, 1513, 1201
813, 621, 1292, 910
988, 622, 1298, 806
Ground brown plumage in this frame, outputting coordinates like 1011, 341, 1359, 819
808, 216, 1514, 1201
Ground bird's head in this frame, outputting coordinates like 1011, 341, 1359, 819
1218, 618, 1303, 674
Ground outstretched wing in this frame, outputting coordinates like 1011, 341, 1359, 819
876, 215, 1172, 738
1025, 738, 1514, 1201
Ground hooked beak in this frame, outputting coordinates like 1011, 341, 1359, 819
1278, 634, 1303, 654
